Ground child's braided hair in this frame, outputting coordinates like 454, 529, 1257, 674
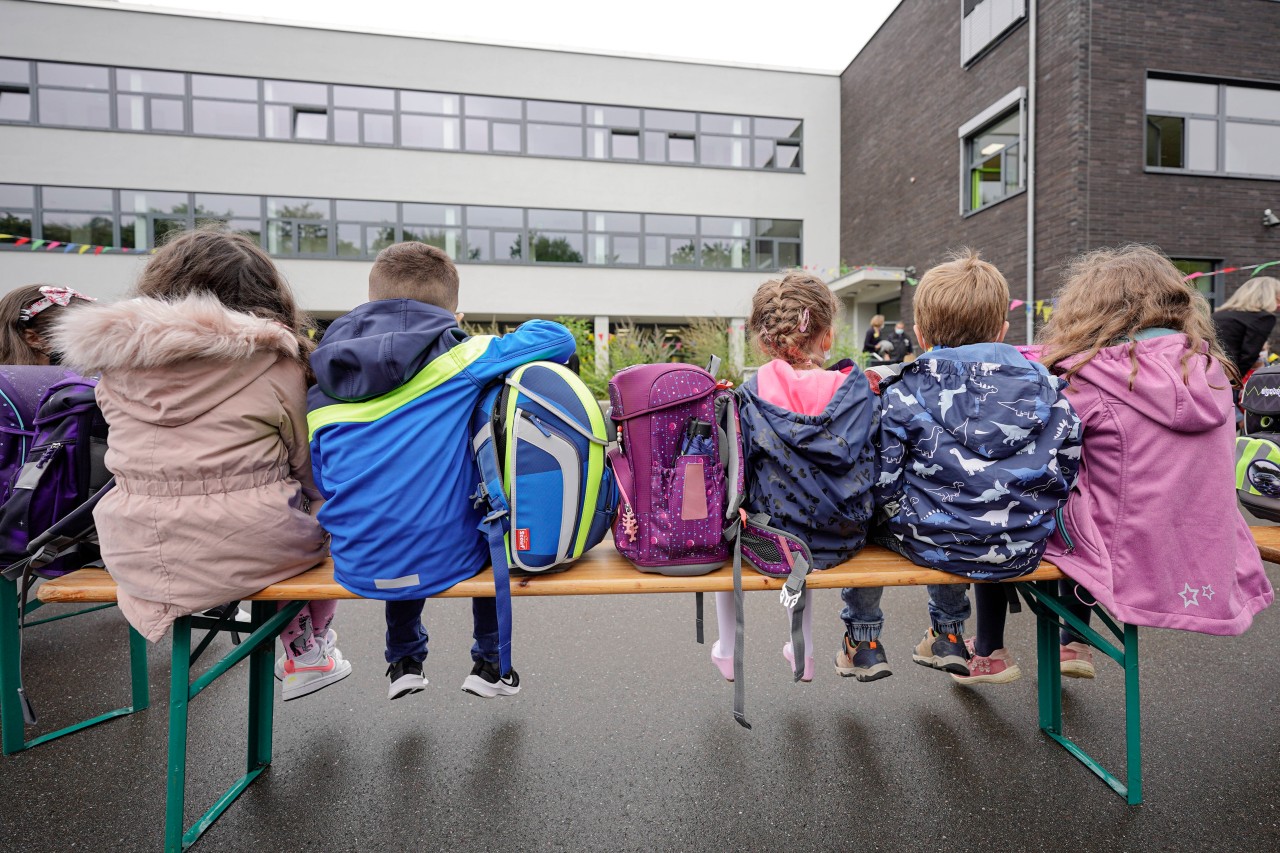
749, 271, 840, 366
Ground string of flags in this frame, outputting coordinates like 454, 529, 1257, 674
1181, 260, 1280, 281
0, 233, 155, 255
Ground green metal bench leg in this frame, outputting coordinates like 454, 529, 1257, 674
165, 617, 192, 852
1123, 623, 1142, 805
1035, 583, 1063, 736
246, 601, 275, 771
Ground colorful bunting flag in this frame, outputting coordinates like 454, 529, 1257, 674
0, 233, 156, 255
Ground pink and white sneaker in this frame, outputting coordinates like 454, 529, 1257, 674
1060, 641, 1096, 678
281, 637, 352, 701
951, 646, 1021, 684
782, 641, 816, 682
710, 640, 735, 682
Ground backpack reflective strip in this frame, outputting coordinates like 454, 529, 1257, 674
307, 335, 495, 440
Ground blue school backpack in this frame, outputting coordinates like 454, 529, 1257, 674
471, 361, 618, 676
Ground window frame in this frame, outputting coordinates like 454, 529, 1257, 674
1145, 71, 1280, 181
958, 87, 1027, 216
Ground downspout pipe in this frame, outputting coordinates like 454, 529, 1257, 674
1025, 0, 1037, 344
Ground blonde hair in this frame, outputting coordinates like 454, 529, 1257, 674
749, 271, 840, 365
913, 248, 1009, 347
1217, 276, 1280, 314
870, 314, 885, 329
1040, 245, 1233, 388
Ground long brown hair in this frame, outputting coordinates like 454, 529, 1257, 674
1039, 245, 1234, 388
136, 226, 315, 360
749, 271, 840, 365
0, 284, 88, 365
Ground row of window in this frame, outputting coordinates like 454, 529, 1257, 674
0, 58, 803, 171
1145, 74, 1280, 179
0, 184, 802, 270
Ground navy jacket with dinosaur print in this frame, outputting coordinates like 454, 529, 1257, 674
874, 342, 1082, 580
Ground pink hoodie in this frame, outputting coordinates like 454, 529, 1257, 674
1042, 336, 1273, 635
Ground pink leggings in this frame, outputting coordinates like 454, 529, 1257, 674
279, 600, 338, 659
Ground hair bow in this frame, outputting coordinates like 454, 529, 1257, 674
20, 286, 96, 323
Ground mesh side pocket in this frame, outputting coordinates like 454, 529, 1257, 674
740, 528, 783, 564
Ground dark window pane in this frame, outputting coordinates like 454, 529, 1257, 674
363, 113, 393, 145
774, 142, 800, 169
403, 203, 460, 226
37, 62, 108, 90
193, 99, 259, 137
337, 223, 362, 256
754, 117, 802, 139
298, 223, 329, 254
192, 75, 257, 100
38, 90, 109, 127
777, 241, 800, 268
264, 80, 327, 105
118, 69, 184, 95
701, 238, 747, 269
755, 219, 801, 238
701, 114, 749, 135
267, 197, 327, 218
492, 122, 521, 152
400, 91, 459, 114
154, 217, 188, 246
121, 190, 188, 213
0, 184, 35, 207
754, 239, 775, 269
43, 187, 112, 209
117, 94, 145, 130
0, 60, 30, 85
465, 96, 521, 119
195, 194, 260, 218
1147, 78, 1216, 115
0, 91, 31, 122
527, 101, 581, 123
586, 105, 639, 127
0, 211, 32, 238
1146, 115, 1184, 168
530, 232, 584, 263
404, 226, 461, 258
529, 209, 581, 230
527, 123, 582, 157
402, 114, 460, 149
611, 130, 639, 159
701, 135, 748, 167
333, 85, 394, 110
150, 98, 185, 132
588, 212, 641, 232
41, 213, 113, 245
294, 109, 328, 140
464, 118, 489, 151
467, 206, 522, 228
264, 104, 291, 139
701, 217, 750, 236
1225, 121, 1280, 176
668, 134, 695, 163
644, 109, 696, 131
334, 109, 359, 143
646, 214, 696, 234
644, 130, 666, 161
335, 200, 396, 221
119, 214, 140, 249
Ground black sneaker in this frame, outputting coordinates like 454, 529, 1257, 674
461, 659, 521, 698
386, 658, 427, 700
912, 628, 971, 676
834, 634, 892, 682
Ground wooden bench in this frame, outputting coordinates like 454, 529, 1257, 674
18, 529, 1280, 851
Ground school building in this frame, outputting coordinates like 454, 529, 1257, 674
837, 0, 1280, 344
0, 0, 840, 365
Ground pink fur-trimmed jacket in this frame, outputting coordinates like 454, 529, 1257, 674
52, 295, 327, 642
1030, 337, 1273, 635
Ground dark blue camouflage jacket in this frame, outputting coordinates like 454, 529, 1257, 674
874, 342, 1082, 580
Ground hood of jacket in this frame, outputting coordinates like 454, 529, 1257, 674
895, 342, 1064, 461
310, 299, 463, 403
52, 294, 299, 427
739, 360, 875, 469
1060, 334, 1231, 434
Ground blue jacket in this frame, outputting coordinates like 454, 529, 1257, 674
875, 343, 1082, 579
306, 300, 575, 599
737, 361, 878, 570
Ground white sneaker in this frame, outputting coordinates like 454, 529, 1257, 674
276, 629, 339, 682
281, 641, 352, 701
461, 659, 520, 698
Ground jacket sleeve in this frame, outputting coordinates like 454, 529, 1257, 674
1238, 313, 1277, 373
863, 327, 877, 353
272, 362, 325, 509
873, 392, 907, 507
465, 319, 577, 386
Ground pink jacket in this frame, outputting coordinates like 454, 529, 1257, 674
53, 296, 328, 642
1042, 335, 1272, 635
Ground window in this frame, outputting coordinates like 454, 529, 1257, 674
754, 219, 802, 269
40, 186, 114, 246
700, 217, 749, 269
36, 62, 109, 128
1171, 259, 1221, 309
192, 74, 259, 137
116, 68, 186, 133
333, 85, 395, 146
959, 89, 1025, 214
120, 189, 192, 248
464, 206, 523, 261
403, 203, 462, 257
266, 197, 330, 256
526, 209, 584, 263
644, 214, 697, 266
0, 184, 34, 239
194, 193, 262, 243
588, 211, 641, 265
0, 60, 31, 123
265, 80, 328, 141
335, 200, 396, 257
1146, 74, 1280, 179
753, 118, 803, 170
962, 0, 1027, 66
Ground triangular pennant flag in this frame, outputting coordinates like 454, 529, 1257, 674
63, 243, 77, 253
30, 240, 45, 251
76, 244, 90, 254
14, 237, 30, 246
0, 234, 10, 240
93, 245, 105, 255
1253, 261, 1280, 275
45, 241, 61, 251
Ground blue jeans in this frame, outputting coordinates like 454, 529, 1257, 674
839, 584, 971, 639
384, 597, 500, 665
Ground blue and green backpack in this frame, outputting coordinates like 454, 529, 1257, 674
471, 361, 617, 675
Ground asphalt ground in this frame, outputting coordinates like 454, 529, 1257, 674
2, 557, 1278, 853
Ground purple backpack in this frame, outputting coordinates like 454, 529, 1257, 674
0, 366, 79, 507
607, 361, 744, 574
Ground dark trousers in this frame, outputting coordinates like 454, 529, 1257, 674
384, 597, 501, 665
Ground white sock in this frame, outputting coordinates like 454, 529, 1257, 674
714, 590, 735, 656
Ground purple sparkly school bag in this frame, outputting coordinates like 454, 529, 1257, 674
0, 366, 79, 507
607, 361, 744, 574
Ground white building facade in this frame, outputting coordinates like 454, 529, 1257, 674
0, 0, 841, 361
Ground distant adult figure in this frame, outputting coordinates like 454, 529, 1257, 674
862, 314, 886, 360
0, 284, 96, 365
1213, 276, 1280, 379
887, 320, 914, 363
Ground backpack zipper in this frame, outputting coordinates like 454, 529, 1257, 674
36, 442, 62, 468
1055, 507, 1075, 553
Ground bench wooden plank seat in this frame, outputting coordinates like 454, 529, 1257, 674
13, 528, 1280, 851
36, 546, 1067, 604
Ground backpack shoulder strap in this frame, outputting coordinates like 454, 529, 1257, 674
472, 406, 516, 677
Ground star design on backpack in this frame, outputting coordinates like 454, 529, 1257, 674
621, 505, 638, 543
1201, 585, 1215, 601
1178, 582, 1200, 608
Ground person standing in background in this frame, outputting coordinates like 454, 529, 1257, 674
887, 321, 913, 363
863, 314, 886, 361
1213, 276, 1280, 380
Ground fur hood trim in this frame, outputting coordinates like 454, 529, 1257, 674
52, 294, 300, 373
